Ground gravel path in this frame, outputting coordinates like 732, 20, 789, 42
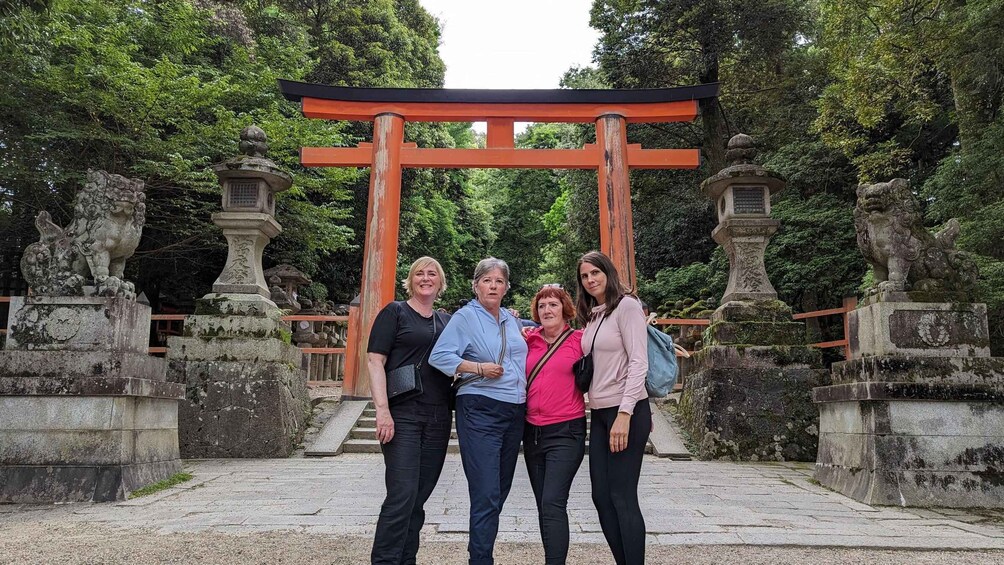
2, 521, 1003, 564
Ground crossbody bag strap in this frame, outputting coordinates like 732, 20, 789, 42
414, 310, 438, 371
525, 328, 574, 392
586, 314, 606, 355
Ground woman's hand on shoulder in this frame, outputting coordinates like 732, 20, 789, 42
520, 325, 537, 340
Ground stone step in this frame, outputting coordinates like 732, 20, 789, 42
342, 402, 675, 458
304, 400, 370, 457
342, 438, 462, 454
352, 427, 460, 441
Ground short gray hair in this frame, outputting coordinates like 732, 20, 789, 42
471, 257, 510, 293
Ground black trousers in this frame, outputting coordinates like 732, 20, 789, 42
589, 401, 651, 565
371, 403, 451, 565
523, 417, 587, 565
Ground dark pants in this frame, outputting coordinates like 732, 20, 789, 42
371, 404, 452, 565
523, 417, 587, 565
589, 401, 651, 565
455, 394, 526, 565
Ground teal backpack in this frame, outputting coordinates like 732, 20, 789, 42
646, 325, 679, 397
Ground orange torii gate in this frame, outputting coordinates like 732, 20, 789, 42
279, 80, 719, 398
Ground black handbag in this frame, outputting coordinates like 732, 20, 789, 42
573, 315, 605, 393
386, 311, 438, 404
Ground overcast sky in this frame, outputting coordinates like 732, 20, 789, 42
417, 1, 601, 90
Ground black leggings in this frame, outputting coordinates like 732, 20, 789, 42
589, 401, 650, 565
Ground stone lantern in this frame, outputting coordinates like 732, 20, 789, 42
263, 264, 312, 312
677, 133, 827, 463
701, 133, 786, 304
209, 125, 292, 299
166, 126, 309, 459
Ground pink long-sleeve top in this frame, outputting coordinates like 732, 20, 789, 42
524, 326, 586, 426
581, 297, 649, 415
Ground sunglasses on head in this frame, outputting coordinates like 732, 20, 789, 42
541, 283, 562, 289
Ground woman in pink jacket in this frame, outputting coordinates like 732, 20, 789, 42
576, 251, 649, 565
522, 285, 585, 565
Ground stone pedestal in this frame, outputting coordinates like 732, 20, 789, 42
679, 301, 828, 461
167, 294, 309, 458
0, 297, 183, 502
814, 294, 1004, 507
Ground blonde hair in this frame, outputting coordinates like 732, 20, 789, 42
402, 256, 447, 298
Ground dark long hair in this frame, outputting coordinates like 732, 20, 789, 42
575, 251, 627, 325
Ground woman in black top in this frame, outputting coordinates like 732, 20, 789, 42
367, 256, 452, 565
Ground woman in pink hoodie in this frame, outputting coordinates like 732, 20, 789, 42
576, 251, 649, 565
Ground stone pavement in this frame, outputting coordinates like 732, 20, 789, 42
4, 454, 1004, 550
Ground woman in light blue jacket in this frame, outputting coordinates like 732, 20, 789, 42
430, 257, 527, 565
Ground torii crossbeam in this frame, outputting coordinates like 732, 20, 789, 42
279, 79, 719, 398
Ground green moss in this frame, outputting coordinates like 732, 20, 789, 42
194, 297, 228, 316
278, 327, 292, 344
705, 321, 806, 346
128, 472, 194, 498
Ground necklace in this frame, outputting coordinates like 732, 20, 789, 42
541, 329, 562, 344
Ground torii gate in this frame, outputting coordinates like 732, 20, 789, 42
279, 80, 719, 398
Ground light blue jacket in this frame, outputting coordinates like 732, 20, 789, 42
430, 299, 528, 404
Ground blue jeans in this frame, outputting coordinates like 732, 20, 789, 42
455, 394, 526, 565
371, 404, 451, 565
523, 417, 586, 565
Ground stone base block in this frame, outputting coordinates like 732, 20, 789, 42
679, 349, 828, 462
5, 296, 151, 354
831, 355, 1004, 389
0, 349, 173, 386
0, 460, 182, 503
690, 344, 821, 372
194, 293, 279, 317
169, 355, 309, 458
704, 321, 806, 346
849, 300, 990, 359
167, 336, 301, 365
814, 376, 1004, 507
0, 392, 182, 503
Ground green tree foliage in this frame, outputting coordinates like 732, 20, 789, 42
813, 0, 1004, 352
574, 0, 866, 321
0, 0, 490, 312
0, 0, 357, 305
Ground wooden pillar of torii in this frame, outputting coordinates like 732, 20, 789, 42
279, 80, 719, 399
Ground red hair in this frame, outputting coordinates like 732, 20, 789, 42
530, 287, 576, 324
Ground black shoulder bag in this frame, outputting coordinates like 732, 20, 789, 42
572, 314, 606, 393
386, 309, 438, 404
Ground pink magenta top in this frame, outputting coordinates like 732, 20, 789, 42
524, 325, 587, 426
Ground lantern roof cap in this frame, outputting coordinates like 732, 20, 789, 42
263, 264, 312, 285
701, 133, 785, 199
212, 125, 292, 192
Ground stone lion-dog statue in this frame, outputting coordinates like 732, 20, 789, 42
854, 178, 977, 296
21, 169, 146, 299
